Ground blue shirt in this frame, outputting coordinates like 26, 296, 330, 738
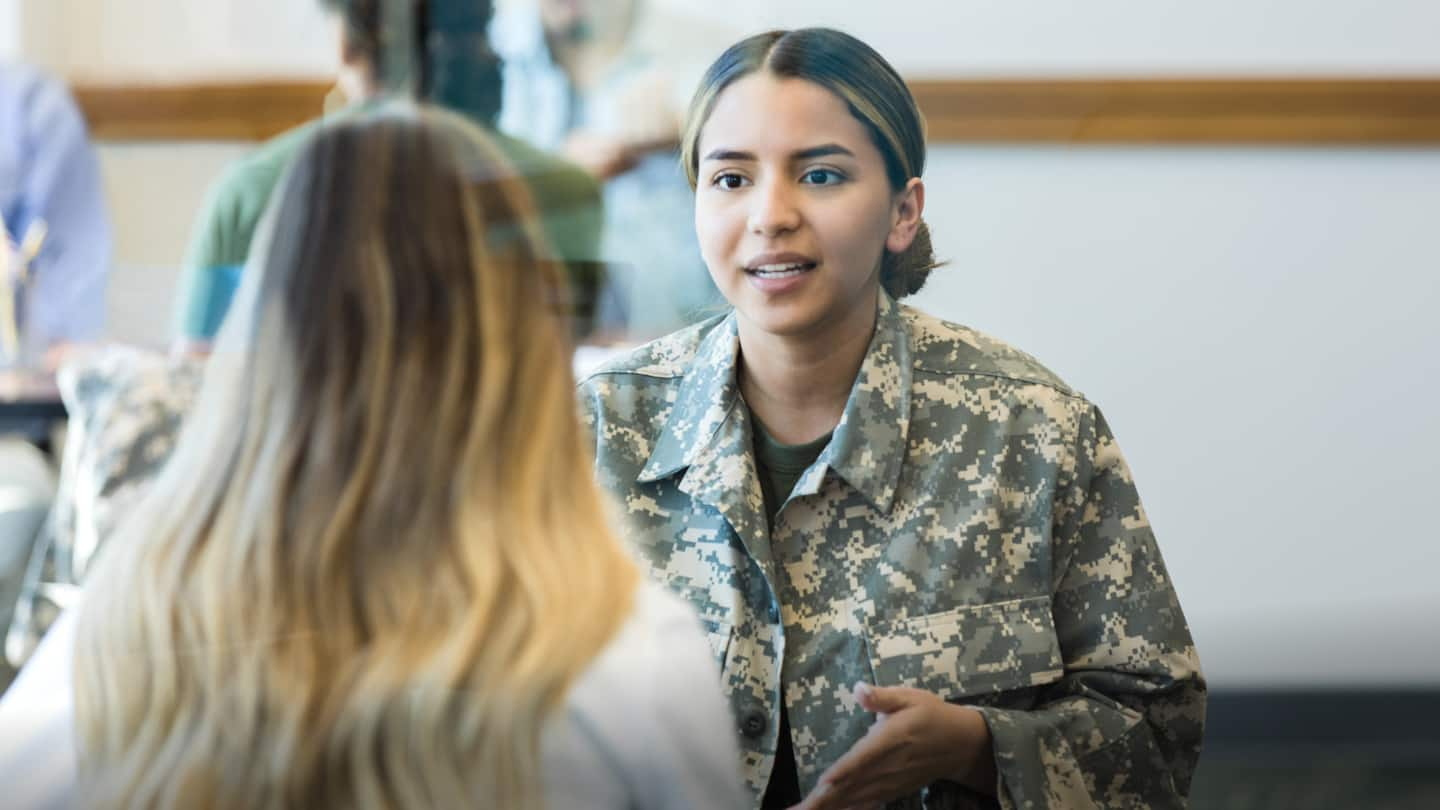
0, 63, 111, 353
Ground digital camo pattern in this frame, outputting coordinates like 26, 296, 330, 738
578, 293, 1205, 810
53, 347, 204, 579
7, 348, 203, 667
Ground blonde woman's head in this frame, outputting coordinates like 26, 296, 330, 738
74, 105, 637, 810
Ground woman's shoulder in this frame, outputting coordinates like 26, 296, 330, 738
627, 580, 720, 643
899, 304, 1084, 400
577, 313, 730, 388
3, 62, 80, 125
551, 581, 743, 808
486, 131, 601, 206
572, 583, 711, 691
202, 119, 324, 226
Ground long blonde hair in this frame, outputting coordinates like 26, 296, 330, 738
73, 105, 638, 809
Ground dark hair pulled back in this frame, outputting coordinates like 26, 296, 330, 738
321, 0, 502, 127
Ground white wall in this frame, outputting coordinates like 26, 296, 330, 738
96, 142, 253, 347
0, 0, 17, 59
15, 0, 1440, 686
659, 0, 1440, 76
11, 0, 335, 78
912, 146, 1440, 686
26, 0, 1440, 79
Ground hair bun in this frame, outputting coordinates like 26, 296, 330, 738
880, 220, 942, 299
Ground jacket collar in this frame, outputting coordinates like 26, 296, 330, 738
638, 313, 743, 484
798, 292, 912, 513
637, 315, 771, 569
639, 292, 912, 516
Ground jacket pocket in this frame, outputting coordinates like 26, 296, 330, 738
865, 595, 1064, 700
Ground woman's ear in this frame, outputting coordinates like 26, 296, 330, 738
886, 178, 926, 254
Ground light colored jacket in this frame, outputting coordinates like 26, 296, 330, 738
0, 582, 747, 809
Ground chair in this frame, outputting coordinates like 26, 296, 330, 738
3, 348, 203, 672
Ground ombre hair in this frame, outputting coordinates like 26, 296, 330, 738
73, 105, 638, 810
681, 28, 940, 298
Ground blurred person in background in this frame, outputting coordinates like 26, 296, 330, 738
492, 0, 727, 340
0, 105, 745, 810
0, 61, 111, 364
174, 0, 607, 348
580, 28, 1205, 809
0, 60, 112, 690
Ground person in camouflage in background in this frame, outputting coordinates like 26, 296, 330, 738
578, 28, 1205, 810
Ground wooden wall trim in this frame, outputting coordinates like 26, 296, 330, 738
908, 78, 1440, 144
75, 81, 332, 142
74, 77, 1440, 145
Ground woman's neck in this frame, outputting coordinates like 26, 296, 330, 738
336, 61, 377, 106
736, 297, 879, 446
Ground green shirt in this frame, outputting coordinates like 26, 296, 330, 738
750, 415, 831, 532
175, 108, 605, 339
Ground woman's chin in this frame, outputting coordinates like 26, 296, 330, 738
735, 301, 828, 340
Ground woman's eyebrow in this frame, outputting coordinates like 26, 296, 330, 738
702, 148, 755, 162
701, 144, 857, 163
791, 143, 855, 161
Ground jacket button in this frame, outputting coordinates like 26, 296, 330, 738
740, 709, 768, 739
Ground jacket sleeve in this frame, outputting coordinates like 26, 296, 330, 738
973, 403, 1205, 810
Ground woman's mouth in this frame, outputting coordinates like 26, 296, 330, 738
746, 261, 817, 279
742, 257, 819, 294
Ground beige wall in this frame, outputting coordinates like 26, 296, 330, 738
96, 142, 253, 346
8, 0, 1439, 687
10, 0, 335, 78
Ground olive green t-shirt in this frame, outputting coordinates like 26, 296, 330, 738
750, 414, 832, 531
175, 106, 605, 340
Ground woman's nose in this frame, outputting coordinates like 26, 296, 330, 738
746, 180, 801, 237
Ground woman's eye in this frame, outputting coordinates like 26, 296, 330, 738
713, 173, 749, 190
801, 168, 845, 186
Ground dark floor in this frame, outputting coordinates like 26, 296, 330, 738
1191, 689, 1440, 809
3, 674, 1435, 809
1191, 742, 1440, 809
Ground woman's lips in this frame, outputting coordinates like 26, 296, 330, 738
744, 261, 818, 294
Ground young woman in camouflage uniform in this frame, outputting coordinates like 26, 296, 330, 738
579, 28, 1206, 810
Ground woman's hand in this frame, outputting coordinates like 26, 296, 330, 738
791, 682, 997, 810
562, 131, 639, 180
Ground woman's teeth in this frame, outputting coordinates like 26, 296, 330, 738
750, 263, 813, 278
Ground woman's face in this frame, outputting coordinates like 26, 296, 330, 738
694, 73, 922, 342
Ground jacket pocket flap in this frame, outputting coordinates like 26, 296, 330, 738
867, 596, 1063, 699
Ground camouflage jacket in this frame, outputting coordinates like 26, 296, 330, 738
578, 293, 1205, 809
